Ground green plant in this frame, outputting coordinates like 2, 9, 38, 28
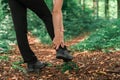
0, 55, 9, 61
12, 60, 27, 73
71, 20, 120, 52
0, 15, 16, 53
60, 62, 79, 73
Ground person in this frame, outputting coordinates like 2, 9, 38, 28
8, 0, 73, 73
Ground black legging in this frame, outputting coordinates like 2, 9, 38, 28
8, 0, 55, 63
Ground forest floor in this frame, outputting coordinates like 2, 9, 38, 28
0, 33, 120, 80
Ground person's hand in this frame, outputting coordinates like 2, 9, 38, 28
53, 30, 64, 50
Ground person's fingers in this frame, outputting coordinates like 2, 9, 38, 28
52, 37, 65, 49
53, 43, 59, 50
55, 42, 62, 50
61, 41, 64, 48
53, 44, 56, 49
56, 45, 59, 50
52, 40, 57, 49
53, 41, 59, 49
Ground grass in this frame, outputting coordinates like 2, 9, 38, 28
70, 21, 120, 52
12, 60, 27, 73
0, 55, 9, 61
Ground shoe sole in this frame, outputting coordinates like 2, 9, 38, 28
27, 63, 47, 73
56, 56, 72, 62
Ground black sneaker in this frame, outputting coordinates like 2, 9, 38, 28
56, 46, 73, 62
27, 61, 47, 73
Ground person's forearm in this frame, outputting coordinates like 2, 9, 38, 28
52, 10, 63, 37
52, 0, 64, 37
52, 11, 64, 49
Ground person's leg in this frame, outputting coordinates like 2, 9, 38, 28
8, 0, 38, 63
8, 0, 47, 73
17, 0, 73, 62
17, 0, 55, 40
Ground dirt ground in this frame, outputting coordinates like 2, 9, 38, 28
0, 34, 120, 80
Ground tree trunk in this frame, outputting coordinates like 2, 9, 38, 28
96, 0, 99, 18
117, 0, 120, 18
83, 0, 85, 11
79, 0, 82, 5
105, 0, 109, 19
93, 0, 97, 17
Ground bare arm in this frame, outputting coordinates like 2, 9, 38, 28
52, 0, 64, 49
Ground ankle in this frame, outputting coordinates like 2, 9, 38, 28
56, 45, 67, 51
27, 60, 38, 65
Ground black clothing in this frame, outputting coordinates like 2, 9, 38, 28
8, 0, 55, 63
